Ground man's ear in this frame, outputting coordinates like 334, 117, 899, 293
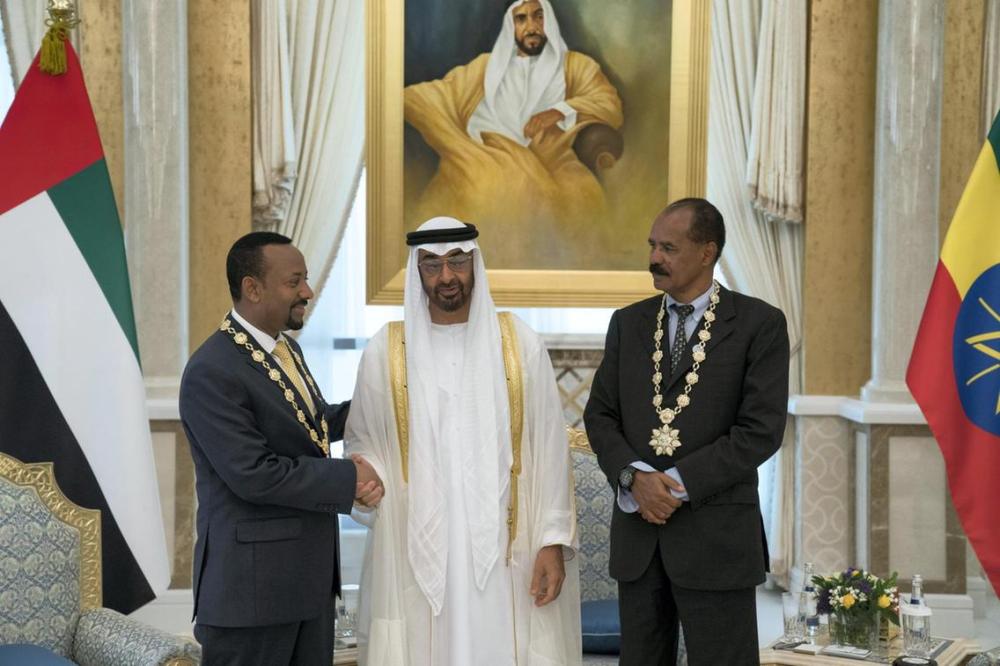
242, 275, 262, 303
703, 241, 719, 266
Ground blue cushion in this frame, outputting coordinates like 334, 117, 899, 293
582, 598, 621, 655
0, 644, 75, 665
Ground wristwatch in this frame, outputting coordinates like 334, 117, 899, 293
618, 465, 636, 491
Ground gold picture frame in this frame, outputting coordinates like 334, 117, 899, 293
367, 0, 710, 307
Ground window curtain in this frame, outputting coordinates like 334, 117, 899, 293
251, 0, 365, 305
707, 0, 806, 584
984, 0, 1000, 136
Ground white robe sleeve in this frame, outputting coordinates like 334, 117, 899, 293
344, 328, 413, 666
520, 318, 577, 552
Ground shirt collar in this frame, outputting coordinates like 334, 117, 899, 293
666, 282, 715, 312
230, 309, 283, 354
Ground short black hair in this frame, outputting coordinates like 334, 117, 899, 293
226, 232, 293, 301
660, 197, 726, 262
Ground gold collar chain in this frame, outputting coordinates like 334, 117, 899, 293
649, 281, 720, 456
220, 319, 330, 456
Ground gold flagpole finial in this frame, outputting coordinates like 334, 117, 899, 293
40, 0, 80, 76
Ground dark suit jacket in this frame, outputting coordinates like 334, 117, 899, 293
584, 286, 789, 591
179, 319, 356, 628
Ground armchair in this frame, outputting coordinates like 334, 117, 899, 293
569, 428, 687, 665
0, 452, 200, 665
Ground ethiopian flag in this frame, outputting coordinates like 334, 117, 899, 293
908, 110, 1000, 596
0, 46, 169, 611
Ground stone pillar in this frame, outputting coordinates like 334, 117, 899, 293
122, 0, 189, 400
862, 0, 945, 403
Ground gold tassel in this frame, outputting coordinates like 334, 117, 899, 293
39, 2, 80, 76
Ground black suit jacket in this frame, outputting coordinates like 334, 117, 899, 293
584, 286, 789, 590
179, 319, 356, 628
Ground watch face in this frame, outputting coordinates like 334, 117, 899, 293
619, 467, 633, 489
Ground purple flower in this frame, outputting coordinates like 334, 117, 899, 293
817, 588, 832, 614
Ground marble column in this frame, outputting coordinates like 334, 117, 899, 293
122, 0, 189, 400
862, 0, 945, 403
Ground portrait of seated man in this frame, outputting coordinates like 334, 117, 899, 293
403, 0, 625, 268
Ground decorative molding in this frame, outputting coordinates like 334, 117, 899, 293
787, 395, 925, 424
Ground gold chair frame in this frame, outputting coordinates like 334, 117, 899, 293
0, 451, 102, 611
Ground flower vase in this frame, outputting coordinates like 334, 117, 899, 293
828, 611, 879, 652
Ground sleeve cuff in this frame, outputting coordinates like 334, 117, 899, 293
553, 101, 577, 131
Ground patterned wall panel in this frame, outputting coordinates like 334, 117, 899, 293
548, 349, 603, 428
795, 415, 853, 576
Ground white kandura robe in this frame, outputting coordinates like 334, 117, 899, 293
346, 315, 581, 666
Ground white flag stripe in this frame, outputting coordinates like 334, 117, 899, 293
0, 192, 170, 593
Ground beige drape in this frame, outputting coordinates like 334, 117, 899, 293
745, 0, 806, 223
708, 0, 805, 584
251, 0, 365, 302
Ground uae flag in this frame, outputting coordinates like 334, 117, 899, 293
907, 110, 1000, 596
0, 46, 169, 611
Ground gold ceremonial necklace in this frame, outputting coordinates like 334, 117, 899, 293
220, 319, 330, 456
649, 281, 720, 456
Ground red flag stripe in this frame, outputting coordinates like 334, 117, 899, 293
0, 45, 103, 216
907, 262, 1000, 594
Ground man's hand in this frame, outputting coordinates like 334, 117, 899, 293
530, 544, 566, 607
352, 454, 384, 508
523, 108, 565, 142
632, 471, 683, 525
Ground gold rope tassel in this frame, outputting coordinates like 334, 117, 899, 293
39, 2, 80, 76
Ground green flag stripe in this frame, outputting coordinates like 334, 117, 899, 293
47, 159, 140, 361
989, 109, 1000, 173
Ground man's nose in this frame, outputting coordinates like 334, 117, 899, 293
301, 281, 315, 300
439, 264, 457, 281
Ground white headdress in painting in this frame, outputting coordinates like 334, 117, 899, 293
402, 217, 512, 616
466, 0, 569, 146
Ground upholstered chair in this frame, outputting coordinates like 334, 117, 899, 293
0, 452, 200, 665
569, 428, 687, 666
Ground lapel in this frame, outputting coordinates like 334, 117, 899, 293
636, 295, 663, 358
284, 337, 327, 423
661, 285, 737, 393
227, 319, 322, 431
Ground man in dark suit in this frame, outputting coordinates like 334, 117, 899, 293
584, 198, 789, 665
180, 232, 383, 666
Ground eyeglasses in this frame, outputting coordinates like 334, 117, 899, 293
417, 253, 474, 276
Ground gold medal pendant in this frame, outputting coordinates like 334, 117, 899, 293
648, 283, 720, 457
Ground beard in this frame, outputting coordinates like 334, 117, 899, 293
515, 33, 547, 56
425, 273, 475, 312
284, 300, 308, 330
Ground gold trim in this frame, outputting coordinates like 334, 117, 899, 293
365, 0, 710, 307
388, 320, 410, 482
0, 451, 102, 611
566, 426, 594, 455
498, 312, 524, 564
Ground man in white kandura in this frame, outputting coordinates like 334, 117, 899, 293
345, 217, 581, 665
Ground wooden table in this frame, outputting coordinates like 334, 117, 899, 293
333, 646, 358, 665
760, 637, 979, 666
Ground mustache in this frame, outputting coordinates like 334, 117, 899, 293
291, 300, 308, 309
649, 263, 668, 276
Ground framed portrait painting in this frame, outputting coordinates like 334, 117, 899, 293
367, 0, 710, 306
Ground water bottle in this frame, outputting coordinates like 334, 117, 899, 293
800, 562, 820, 638
900, 574, 933, 658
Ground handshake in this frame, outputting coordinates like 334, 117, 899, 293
351, 454, 384, 508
